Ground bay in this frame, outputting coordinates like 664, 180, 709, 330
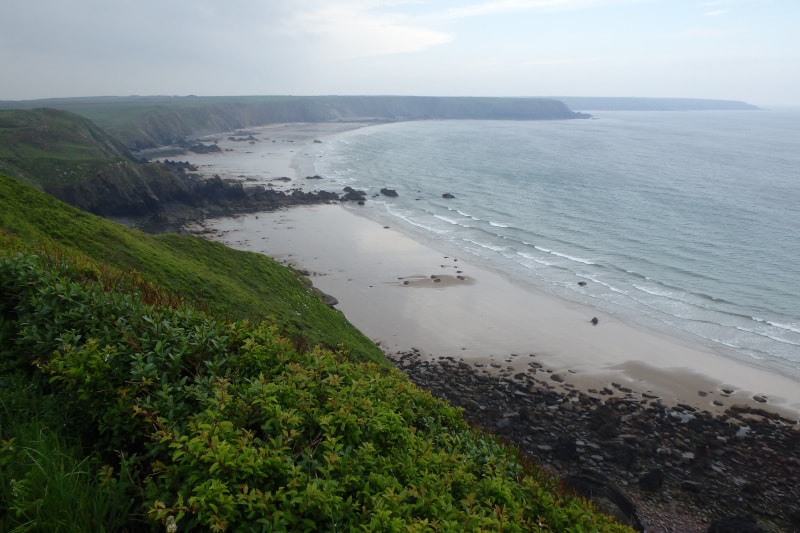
308, 110, 800, 377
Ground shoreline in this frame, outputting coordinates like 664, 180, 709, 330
178, 121, 800, 530
176, 121, 800, 421
195, 204, 800, 421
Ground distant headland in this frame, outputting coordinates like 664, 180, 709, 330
550, 96, 759, 111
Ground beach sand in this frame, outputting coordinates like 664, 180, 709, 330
180, 123, 800, 421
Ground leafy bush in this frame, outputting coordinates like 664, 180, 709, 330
0, 250, 632, 531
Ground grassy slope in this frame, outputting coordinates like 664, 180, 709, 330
0, 107, 132, 185
0, 173, 384, 364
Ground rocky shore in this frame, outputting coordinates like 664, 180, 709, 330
387, 350, 800, 532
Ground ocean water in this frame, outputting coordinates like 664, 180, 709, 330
307, 110, 800, 377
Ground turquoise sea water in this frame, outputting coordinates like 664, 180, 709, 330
309, 110, 800, 376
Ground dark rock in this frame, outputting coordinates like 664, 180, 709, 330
188, 143, 221, 154
320, 293, 339, 308
554, 436, 579, 460
564, 472, 644, 531
578, 281, 587, 286
305, 175, 324, 180
380, 188, 399, 197
707, 515, 763, 533
590, 317, 599, 325
681, 479, 703, 492
495, 417, 511, 434
341, 186, 367, 203
638, 468, 664, 492
442, 193, 456, 199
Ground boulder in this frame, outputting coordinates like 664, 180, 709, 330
638, 468, 665, 492
380, 188, 399, 197
341, 186, 367, 203
564, 472, 644, 531
442, 193, 456, 199
707, 515, 763, 533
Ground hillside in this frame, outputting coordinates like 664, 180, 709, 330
0, 107, 190, 215
0, 95, 588, 149
0, 108, 346, 220
0, 174, 634, 530
0, 174, 381, 363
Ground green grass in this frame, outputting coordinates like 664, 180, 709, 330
0, 377, 136, 532
0, 173, 384, 364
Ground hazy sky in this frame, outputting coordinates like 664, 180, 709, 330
2, 0, 798, 106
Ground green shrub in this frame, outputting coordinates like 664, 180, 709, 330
0, 250, 633, 532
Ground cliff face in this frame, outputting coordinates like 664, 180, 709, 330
0, 108, 194, 216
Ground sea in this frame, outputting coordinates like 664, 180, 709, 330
303, 110, 800, 378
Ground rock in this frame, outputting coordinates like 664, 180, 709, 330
340, 186, 367, 203
554, 436, 579, 460
578, 281, 587, 286
681, 479, 703, 492
590, 317, 599, 325
442, 193, 456, 199
638, 468, 664, 492
564, 472, 644, 531
305, 175, 324, 180
188, 142, 221, 154
380, 188, 399, 197
707, 515, 764, 532
321, 293, 338, 308
495, 417, 511, 434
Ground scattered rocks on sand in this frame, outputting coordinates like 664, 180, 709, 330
387, 349, 800, 532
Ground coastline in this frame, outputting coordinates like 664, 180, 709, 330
196, 203, 800, 420
179, 121, 800, 530
177, 121, 800, 421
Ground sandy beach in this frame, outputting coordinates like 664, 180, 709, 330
181, 122, 800, 421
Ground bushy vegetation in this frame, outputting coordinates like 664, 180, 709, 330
1, 175, 632, 531
0, 174, 384, 364
0, 252, 629, 531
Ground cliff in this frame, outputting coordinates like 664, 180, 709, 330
0, 108, 342, 219
1, 95, 588, 149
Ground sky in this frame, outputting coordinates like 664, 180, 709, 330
1, 0, 798, 106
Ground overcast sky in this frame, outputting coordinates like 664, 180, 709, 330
1, 0, 797, 106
